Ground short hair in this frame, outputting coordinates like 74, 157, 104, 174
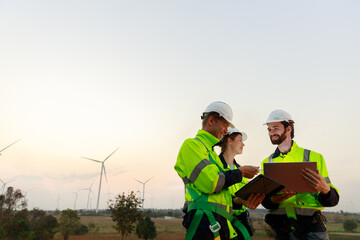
201, 112, 222, 128
281, 121, 295, 139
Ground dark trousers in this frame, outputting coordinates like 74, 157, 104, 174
265, 212, 328, 240
272, 228, 329, 240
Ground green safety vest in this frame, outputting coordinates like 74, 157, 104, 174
229, 178, 248, 216
175, 130, 250, 240
261, 141, 339, 219
221, 159, 249, 216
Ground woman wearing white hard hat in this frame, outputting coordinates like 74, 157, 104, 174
219, 127, 265, 240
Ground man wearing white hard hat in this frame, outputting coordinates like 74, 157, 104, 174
175, 101, 259, 240
260, 110, 339, 240
219, 127, 265, 240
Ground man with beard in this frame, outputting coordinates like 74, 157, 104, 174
260, 109, 339, 240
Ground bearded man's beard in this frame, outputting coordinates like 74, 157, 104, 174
270, 130, 287, 145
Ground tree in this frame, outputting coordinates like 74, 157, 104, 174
343, 219, 358, 232
0, 186, 27, 221
109, 191, 143, 240
0, 186, 58, 240
58, 209, 81, 240
74, 224, 88, 235
0, 186, 32, 239
136, 216, 157, 240
29, 208, 58, 240
87, 222, 99, 234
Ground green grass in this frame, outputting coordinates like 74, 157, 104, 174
328, 234, 360, 240
53, 213, 359, 240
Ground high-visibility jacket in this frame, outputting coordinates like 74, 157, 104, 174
175, 130, 232, 209
219, 153, 248, 216
175, 130, 249, 239
261, 141, 339, 218
229, 176, 248, 216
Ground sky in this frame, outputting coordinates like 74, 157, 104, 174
0, 1, 359, 213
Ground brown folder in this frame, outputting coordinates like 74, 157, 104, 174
263, 162, 317, 193
235, 174, 284, 200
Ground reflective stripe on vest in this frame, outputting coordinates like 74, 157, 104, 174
182, 139, 226, 191
189, 159, 212, 183
182, 173, 226, 193
268, 149, 310, 163
268, 207, 319, 216
325, 177, 331, 184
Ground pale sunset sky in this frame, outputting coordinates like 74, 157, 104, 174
0, 1, 359, 212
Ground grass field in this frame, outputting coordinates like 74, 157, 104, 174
53, 212, 360, 240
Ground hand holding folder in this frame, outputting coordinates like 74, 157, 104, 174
301, 167, 331, 195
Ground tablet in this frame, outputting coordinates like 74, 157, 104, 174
263, 162, 317, 193
234, 174, 284, 200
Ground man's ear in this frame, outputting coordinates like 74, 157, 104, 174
286, 125, 292, 133
208, 116, 216, 126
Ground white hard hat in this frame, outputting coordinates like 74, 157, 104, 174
203, 101, 235, 128
264, 109, 294, 125
227, 127, 247, 141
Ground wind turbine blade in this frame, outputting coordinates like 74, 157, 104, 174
134, 179, 144, 184
82, 157, 102, 163
144, 176, 154, 184
0, 139, 21, 153
103, 147, 119, 162
90, 179, 95, 188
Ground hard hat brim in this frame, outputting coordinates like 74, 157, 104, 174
227, 127, 247, 141
225, 119, 235, 128
263, 119, 294, 125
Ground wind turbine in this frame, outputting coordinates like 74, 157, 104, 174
73, 189, 86, 210
0, 139, 20, 156
85, 181, 95, 210
73, 190, 79, 210
56, 194, 62, 210
82, 147, 119, 212
134, 177, 153, 210
0, 178, 4, 194
0, 179, 14, 194
105, 191, 115, 207
0, 178, 4, 191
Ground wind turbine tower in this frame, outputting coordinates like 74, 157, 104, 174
73, 188, 87, 210
0, 179, 4, 193
56, 195, 62, 210
73, 190, 79, 210
134, 177, 153, 210
85, 181, 94, 210
82, 147, 119, 212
